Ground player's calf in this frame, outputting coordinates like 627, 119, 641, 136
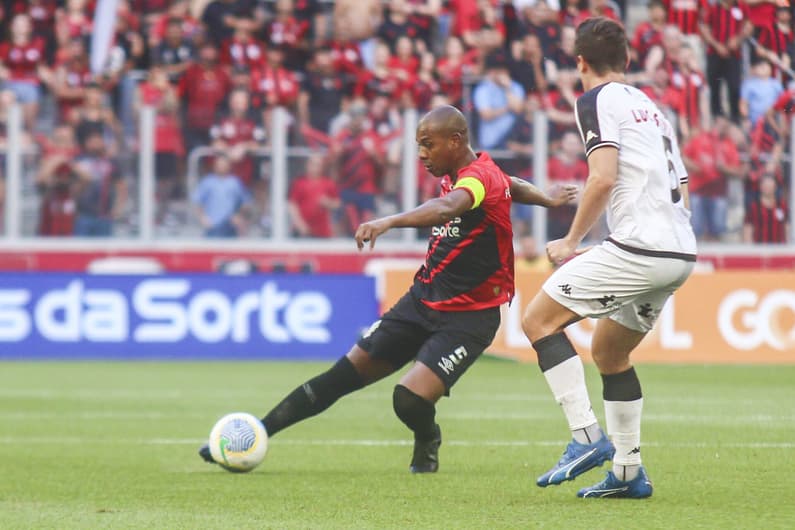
393, 384, 441, 473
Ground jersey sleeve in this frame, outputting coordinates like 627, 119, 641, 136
575, 86, 620, 156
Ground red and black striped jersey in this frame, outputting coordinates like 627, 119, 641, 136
757, 24, 793, 78
702, 1, 751, 56
664, 0, 707, 35
412, 152, 514, 311
745, 199, 789, 242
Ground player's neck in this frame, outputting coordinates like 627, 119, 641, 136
583, 72, 625, 92
450, 148, 478, 179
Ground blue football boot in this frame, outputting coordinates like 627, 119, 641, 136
577, 465, 653, 498
536, 436, 615, 487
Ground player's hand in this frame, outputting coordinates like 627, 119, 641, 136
545, 237, 578, 265
355, 218, 391, 250
548, 184, 579, 207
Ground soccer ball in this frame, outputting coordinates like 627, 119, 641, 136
208, 412, 269, 473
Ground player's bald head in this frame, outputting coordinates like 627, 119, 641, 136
418, 105, 469, 139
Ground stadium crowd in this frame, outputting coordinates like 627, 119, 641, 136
0, 0, 791, 242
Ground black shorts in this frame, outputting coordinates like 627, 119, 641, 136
357, 290, 501, 391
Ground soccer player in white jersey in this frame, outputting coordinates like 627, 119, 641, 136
520, 17, 697, 499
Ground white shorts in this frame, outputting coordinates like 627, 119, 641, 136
542, 241, 695, 332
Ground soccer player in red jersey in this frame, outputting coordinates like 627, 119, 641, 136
199, 105, 576, 472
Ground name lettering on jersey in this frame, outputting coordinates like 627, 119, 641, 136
437, 346, 469, 375
631, 109, 661, 127
431, 217, 462, 238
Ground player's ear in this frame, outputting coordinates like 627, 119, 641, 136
576, 55, 586, 75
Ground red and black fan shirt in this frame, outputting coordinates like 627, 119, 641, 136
412, 152, 515, 312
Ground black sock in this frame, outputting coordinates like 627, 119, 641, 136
262, 356, 364, 436
602, 367, 642, 401
392, 384, 437, 440
532, 332, 578, 372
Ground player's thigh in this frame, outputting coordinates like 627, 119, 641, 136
355, 292, 431, 382
522, 289, 582, 343
408, 307, 501, 400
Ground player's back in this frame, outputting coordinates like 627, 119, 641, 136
576, 82, 696, 256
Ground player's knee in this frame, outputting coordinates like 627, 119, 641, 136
522, 309, 552, 343
392, 384, 426, 424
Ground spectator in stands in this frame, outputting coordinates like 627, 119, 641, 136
298, 47, 347, 135
355, 40, 405, 102
136, 66, 185, 205
683, 117, 744, 240
72, 132, 127, 237
201, 0, 257, 47
0, 14, 50, 130
671, 43, 707, 138
55, 0, 92, 49
754, 2, 793, 82
193, 153, 252, 238
403, 0, 441, 52
744, 173, 790, 242
409, 51, 440, 111
378, 0, 416, 51
548, 24, 578, 80
288, 153, 340, 237
663, 0, 704, 37
153, 17, 195, 84
265, 0, 328, 49
72, 84, 122, 156
699, 0, 754, 123
546, 130, 588, 240
37, 160, 76, 237
252, 46, 300, 118
178, 42, 231, 151
25, 0, 58, 49
466, 0, 506, 55
473, 50, 525, 149
220, 23, 267, 72
748, 105, 787, 204
333, 0, 382, 58
543, 69, 580, 143
645, 24, 683, 78
148, 1, 200, 49
741, 58, 784, 127
329, 101, 384, 234
516, 1, 560, 55
388, 36, 419, 81
436, 36, 478, 107
505, 96, 538, 177
47, 37, 92, 124
263, 0, 310, 69
631, 0, 666, 66
35, 123, 80, 190
210, 88, 266, 187
510, 32, 548, 96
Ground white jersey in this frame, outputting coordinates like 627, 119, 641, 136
575, 82, 697, 259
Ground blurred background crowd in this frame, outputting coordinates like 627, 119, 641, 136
0, 0, 791, 245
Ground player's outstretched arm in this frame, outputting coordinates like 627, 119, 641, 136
354, 189, 473, 250
546, 147, 618, 264
510, 177, 578, 207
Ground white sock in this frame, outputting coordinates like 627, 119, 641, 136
543, 356, 601, 443
605, 398, 643, 481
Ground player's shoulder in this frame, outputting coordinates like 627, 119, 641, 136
577, 82, 641, 112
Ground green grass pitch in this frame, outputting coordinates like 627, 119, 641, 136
1, 359, 793, 529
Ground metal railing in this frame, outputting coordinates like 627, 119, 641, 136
1, 103, 794, 253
